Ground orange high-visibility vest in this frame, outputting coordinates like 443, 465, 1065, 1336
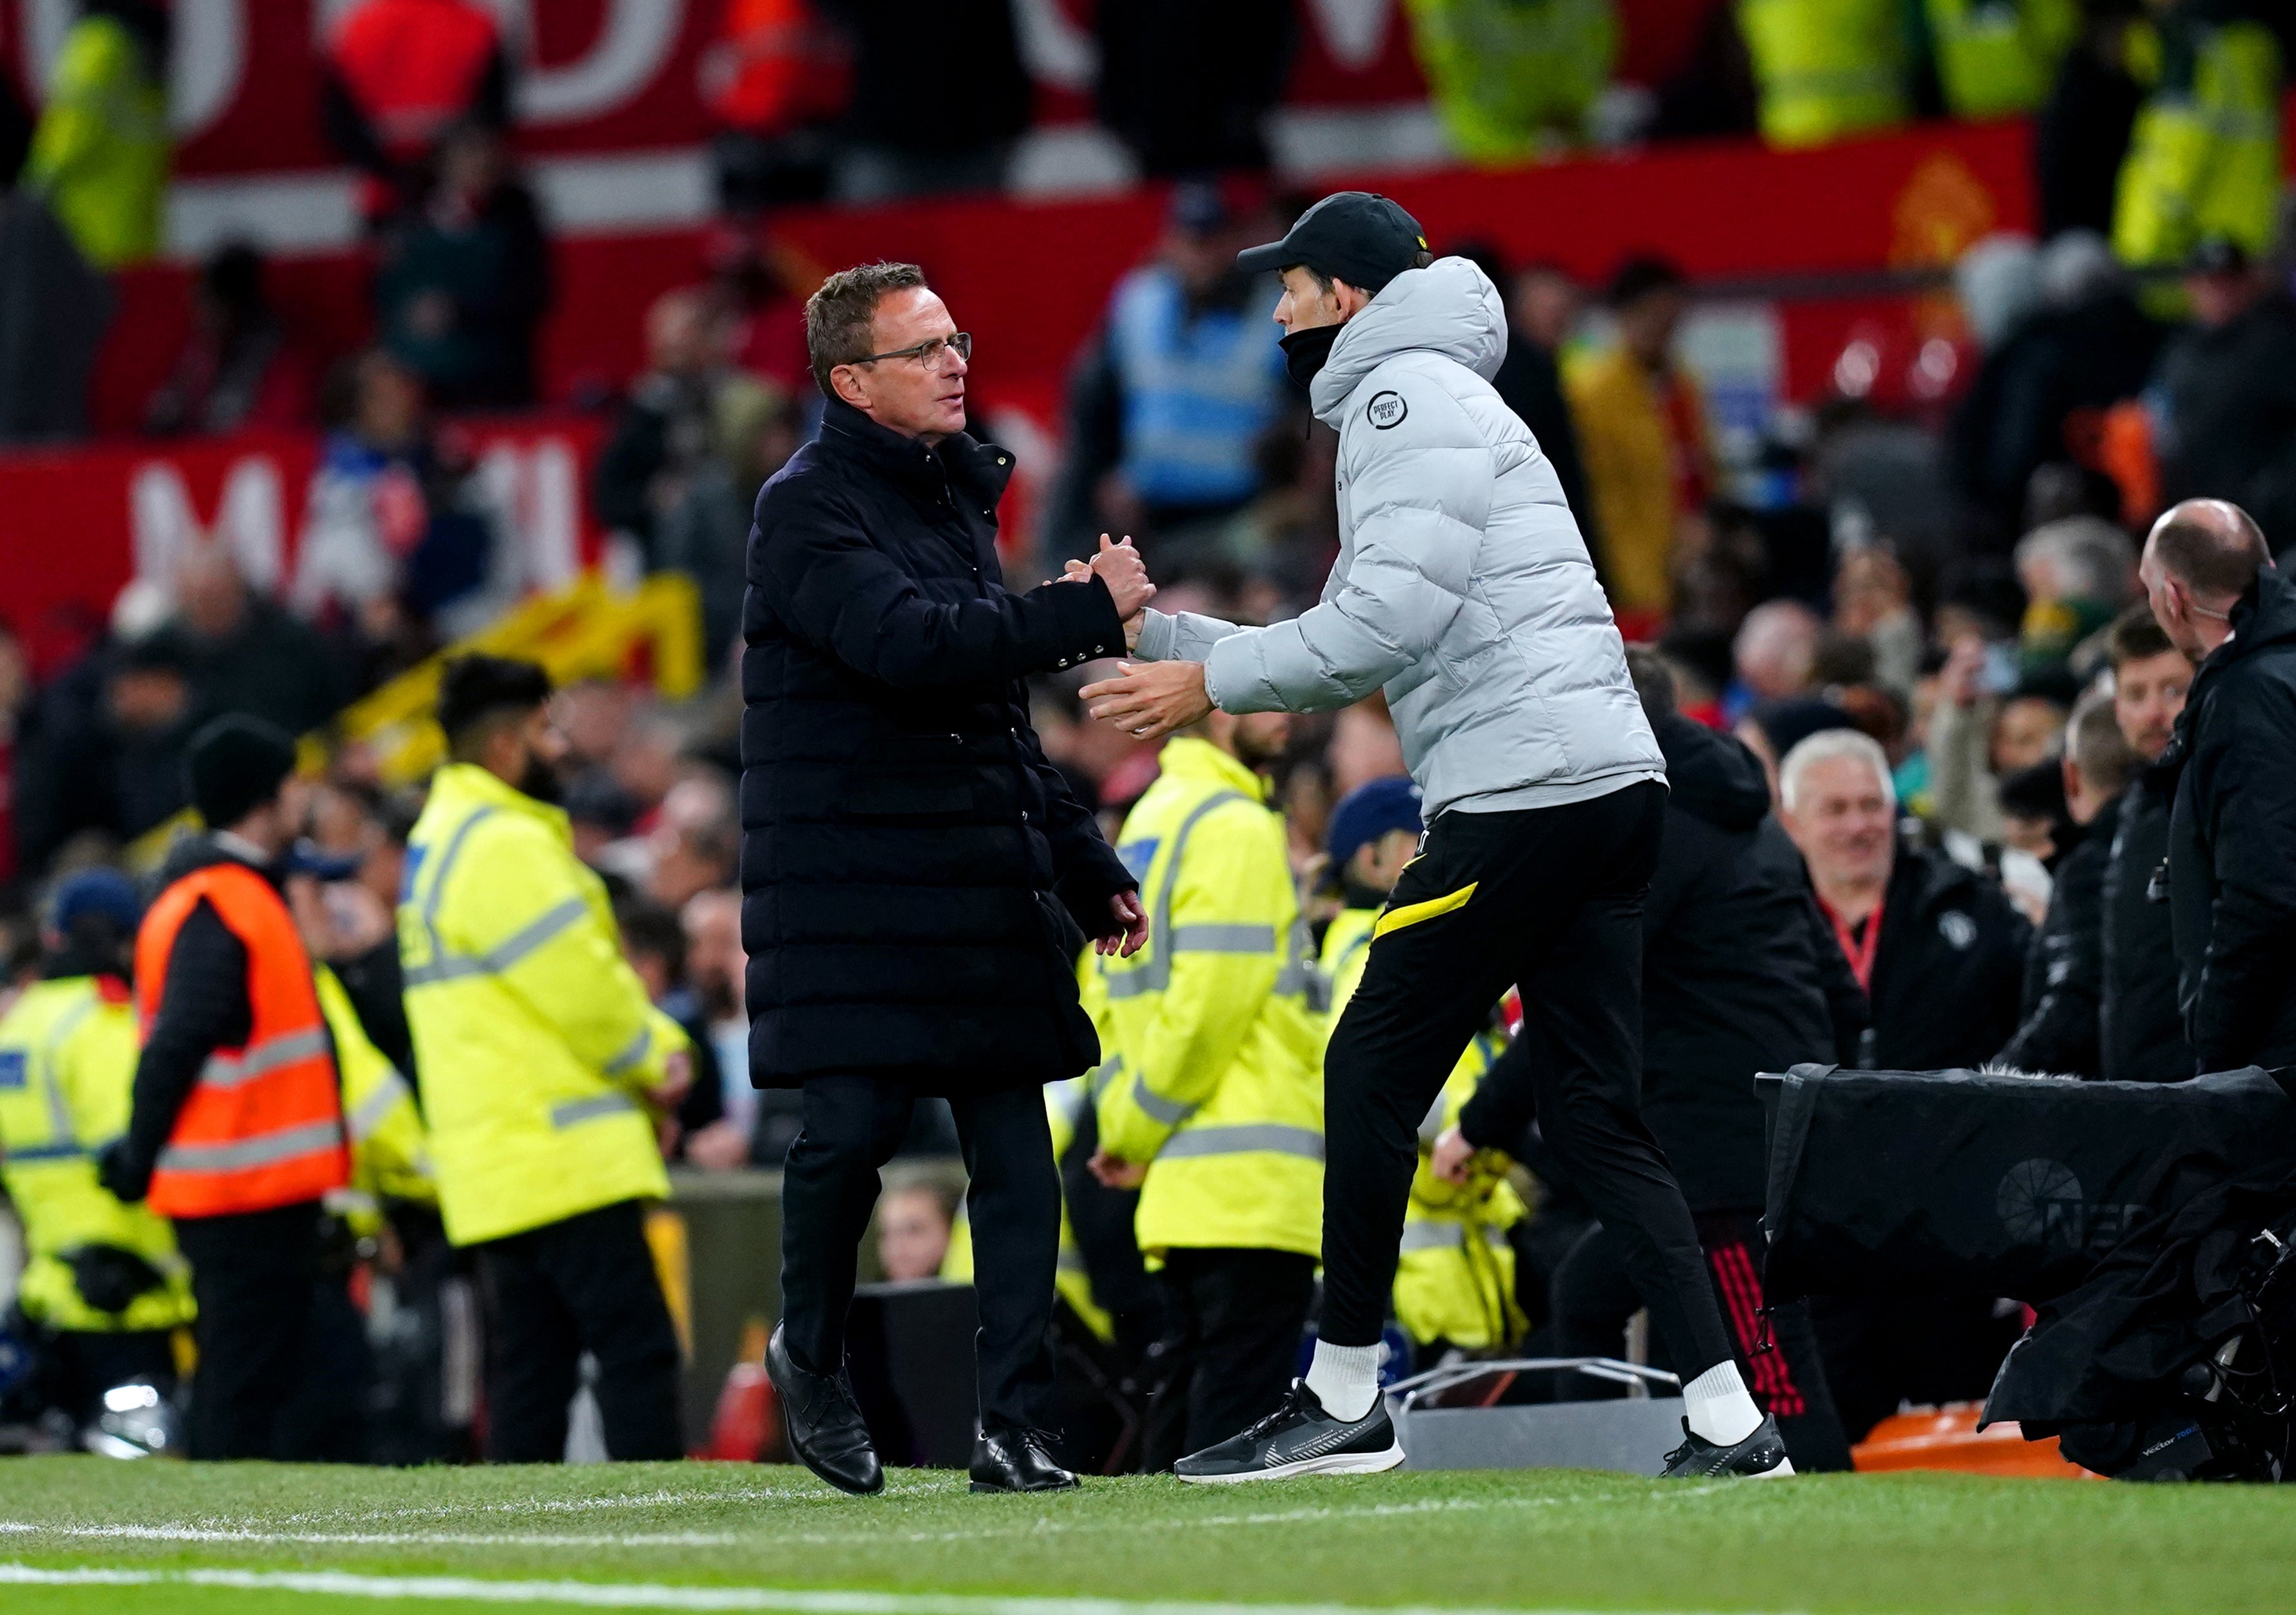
328, 0, 500, 158
134, 863, 350, 1220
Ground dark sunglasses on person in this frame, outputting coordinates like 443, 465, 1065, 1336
857, 332, 972, 368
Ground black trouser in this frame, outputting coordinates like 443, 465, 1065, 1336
1808, 1292, 2025, 1446
781, 1075, 1059, 1432
473, 1198, 684, 1462
1319, 782, 1733, 1379
173, 1200, 324, 1461
1551, 1212, 1853, 1472
1143, 1248, 1316, 1470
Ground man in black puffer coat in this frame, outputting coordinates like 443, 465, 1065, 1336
743, 263, 1155, 1498
2097, 604, 2195, 1082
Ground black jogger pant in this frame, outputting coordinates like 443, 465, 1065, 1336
473, 1198, 684, 1462
1143, 1247, 1316, 1470
1550, 1212, 1854, 1472
173, 1200, 324, 1461
780, 1075, 1061, 1432
1319, 781, 1733, 1380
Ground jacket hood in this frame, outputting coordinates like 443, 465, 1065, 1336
1653, 713, 1770, 832
1310, 255, 1507, 423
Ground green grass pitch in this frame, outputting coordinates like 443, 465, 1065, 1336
0, 1458, 2292, 1614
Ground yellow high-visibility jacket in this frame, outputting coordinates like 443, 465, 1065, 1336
0, 976, 194, 1333
941, 1071, 1114, 1343
2113, 18, 2284, 267
1925, 0, 2080, 119
24, 15, 169, 268
1403, 0, 1619, 161
315, 965, 434, 1220
1737, 0, 1912, 149
1324, 908, 1526, 1351
1094, 739, 1324, 1264
399, 763, 686, 1246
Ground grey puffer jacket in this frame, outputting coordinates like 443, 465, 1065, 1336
1135, 256, 1664, 818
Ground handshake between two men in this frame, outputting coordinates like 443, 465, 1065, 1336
1059, 533, 1220, 747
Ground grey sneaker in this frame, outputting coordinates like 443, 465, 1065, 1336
1659, 1413, 1795, 1479
1172, 1382, 1405, 1483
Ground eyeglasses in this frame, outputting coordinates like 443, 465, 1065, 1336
854, 332, 972, 369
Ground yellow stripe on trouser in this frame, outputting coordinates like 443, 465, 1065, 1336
1373, 881, 1478, 940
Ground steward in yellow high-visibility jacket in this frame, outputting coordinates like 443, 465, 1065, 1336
1403, 0, 1619, 161
0, 873, 193, 1422
1737, 0, 1912, 148
23, 7, 170, 268
398, 655, 689, 1462
315, 964, 434, 1227
2112, 7, 2284, 268
1093, 728, 1324, 1466
1926, 0, 2081, 118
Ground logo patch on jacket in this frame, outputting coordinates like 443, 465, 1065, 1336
0, 1051, 23, 1090
1366, 391, 1408, 430
1939, 911, 1978, 951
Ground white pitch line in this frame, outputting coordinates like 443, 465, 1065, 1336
0, 1563, 1753, 1615
0, 1521, 739, 1549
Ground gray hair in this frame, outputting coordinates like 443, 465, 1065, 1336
2016, 515, 2136, 606
804, 261, 929, 397
1779, 728, 1895, 815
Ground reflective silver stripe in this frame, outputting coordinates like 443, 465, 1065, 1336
1101, 790, 1250, 1001
1057, 1249, 1088, 1277
346, 1069, 413, 1144
1275, 918, 1328, 1011
1130, 1073, 1195, 1129
5, 1142, 89, 1163
604, 1024, 654, 1076
33, 995, 99, 1153
1170, 923, 1275, 953
1049, 1076, 1092, 1129
404, 895, 591, 989
1155, 1124, 1323, 1162
198, 1027, 333, 1089
1086, 1053, 1125, 1100
1396, 1221, 1512, 1254
551, 1093, 639, 1129
155, 1119, 344, 1174
405, 806, 496, 984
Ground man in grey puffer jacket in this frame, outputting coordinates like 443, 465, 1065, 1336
1084, 193, 1784, 1481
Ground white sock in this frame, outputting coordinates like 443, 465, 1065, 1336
1303, 1340, 1381, 1422
1683, 1360, 1763, 1445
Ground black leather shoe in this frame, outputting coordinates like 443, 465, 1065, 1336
970, 1426, 1079, 1493
766, 1323, 883, 1495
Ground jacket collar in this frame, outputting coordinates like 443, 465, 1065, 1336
430, 762, 572, 848
817, 397, 1016, 505
2165, 567, 2296, 766
1157, 736, 1268, 804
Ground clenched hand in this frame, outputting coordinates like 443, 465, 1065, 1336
1084, 533, 1155, 620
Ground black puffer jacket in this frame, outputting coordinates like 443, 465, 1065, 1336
1863, 843, 2031, 1073
739, 399, 1136, 1093
1998, 796, 2115, 1077
2166, 566, 2296, 1073
2099, 763, 2193, 1083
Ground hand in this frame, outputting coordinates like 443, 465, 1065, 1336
1941, 636, 1986, 708
1431, 1126, 1475, 1187
1099, 889, 1148, 956
1086, 533, 1155, 621
684, 1119, 751, 1172
95, 1139, 150, 1205
1064, 558, 1146, 651
1088, 1149, 1148, 1190
1081, 660, 1213, 742
649, 1049, 694, 1113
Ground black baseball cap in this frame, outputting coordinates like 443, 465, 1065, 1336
1236, 192, 1430, 295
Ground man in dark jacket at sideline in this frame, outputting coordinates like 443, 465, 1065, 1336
2097, 604, 2195, 1082
1441, 648, 1858, 1471
1997, 691, 2140, 1076
744, 262, 1154, 1498
2141, 498, 2296, 1073
1777, 726, 2030, 1441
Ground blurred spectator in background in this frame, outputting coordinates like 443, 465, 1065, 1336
151, 545, 346, 738
1833, 546, 1924, 695
704, 230, 815, 399
612, 891, 728, 1163
1098, 1, 1293, 176
2013, 511, 2136, 675
823, 0, 1032, 201
2110, 0, 2284, 270
2143, 499, 2296, 1073
1404, 0, 1619, 161
1730, 600, 1822, 717
1737, 0, 1910, 149
375, 121, 551, 410
144, 244, 314, 437
1925, 629, 2071, 844
877, 1182, 957, 1282
1050, 184, 1288, 568
22, 0, 170, 271
2036, 0, 2149, 240
295, 348, 514, 660
1777, 728, 2030, 1441
680, 887, 761, 1169
2097, 602, 2194, 1081
12, 636, 194, 876
321, 0, 509, 229
1950, 231, 2159, 545
1568, 256, 1713, 630
702, 0, 849, 213
1927, 0, 2082, 122
2148, 239, 2296, 550
1472, 254, 1599, 564
1996, 688, 2139, 1073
